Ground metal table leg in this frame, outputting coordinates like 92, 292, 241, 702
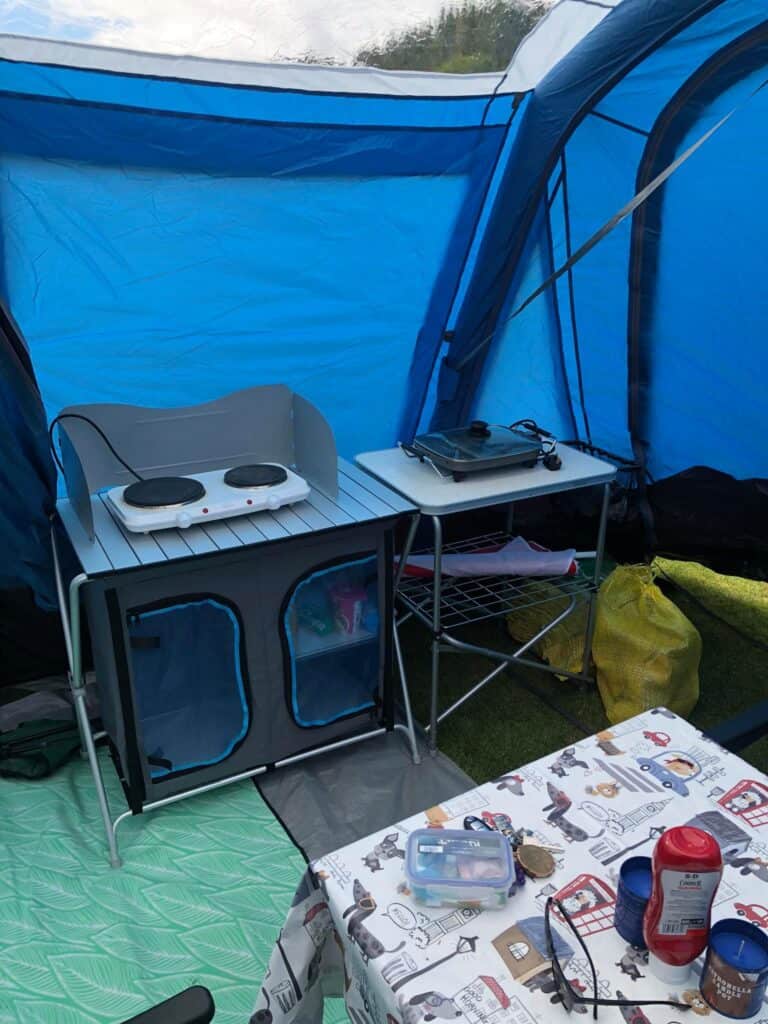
392, 513, 422, 765
393, 618, 422, 765
428, 515, 443, 756
51, 525, 122, 868
580, 482, 610, 677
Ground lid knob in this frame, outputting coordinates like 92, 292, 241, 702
469, 420, 490, 438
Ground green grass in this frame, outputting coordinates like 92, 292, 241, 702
399, 592, 768, 782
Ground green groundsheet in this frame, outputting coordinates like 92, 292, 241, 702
0, 751, 324, 1023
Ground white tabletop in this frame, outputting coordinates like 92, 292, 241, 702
355, 443, 616, 515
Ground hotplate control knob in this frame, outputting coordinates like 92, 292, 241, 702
177, 511, 192, 529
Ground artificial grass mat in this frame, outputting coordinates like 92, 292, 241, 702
0, 749, 346, 1024
399, 588, 768, 782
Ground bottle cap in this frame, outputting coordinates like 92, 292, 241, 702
648, 952, 692, 985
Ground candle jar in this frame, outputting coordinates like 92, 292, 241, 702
615, 856, 652, 948
701, 919, 768, 1018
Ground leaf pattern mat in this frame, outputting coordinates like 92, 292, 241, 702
0, 751, 344, 1024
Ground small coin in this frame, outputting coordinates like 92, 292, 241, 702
515, 844, 556, 879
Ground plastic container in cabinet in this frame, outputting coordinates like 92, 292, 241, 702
405, 828, 514, 909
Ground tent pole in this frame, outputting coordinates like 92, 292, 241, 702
51, 523, 122, 868
580, 482, 610, 678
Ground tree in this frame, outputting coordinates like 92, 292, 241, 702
355, 0, 550, 73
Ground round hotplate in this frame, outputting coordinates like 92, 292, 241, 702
123, 476, 205, 509
224, 464, 288, 489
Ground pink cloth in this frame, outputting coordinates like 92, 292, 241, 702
402, 536, 577, 578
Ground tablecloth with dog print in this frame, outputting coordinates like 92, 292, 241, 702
253, 709, 768, 1024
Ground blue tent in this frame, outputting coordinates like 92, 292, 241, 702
0, 0, 766, 605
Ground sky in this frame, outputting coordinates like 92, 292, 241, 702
0, 0, 461, 63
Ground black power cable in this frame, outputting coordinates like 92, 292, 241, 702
48, 412, 143, 482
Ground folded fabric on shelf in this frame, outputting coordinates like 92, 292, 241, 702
401, 536, 577, 578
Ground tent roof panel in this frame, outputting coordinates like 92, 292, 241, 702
0, 33, 505, 98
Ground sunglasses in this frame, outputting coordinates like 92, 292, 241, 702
544, 897, 691, 1020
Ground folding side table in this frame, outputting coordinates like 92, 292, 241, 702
356, 445, 616, 752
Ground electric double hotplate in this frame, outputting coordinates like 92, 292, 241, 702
106, 462, 310, 533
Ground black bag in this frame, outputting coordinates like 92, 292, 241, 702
0, 719, 81, 779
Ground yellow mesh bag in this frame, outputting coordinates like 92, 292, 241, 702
506, 582, 588, 677
593, 564, 701, 724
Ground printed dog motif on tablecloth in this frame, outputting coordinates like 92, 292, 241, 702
363, 832, 406, 872
635, 750, 701, 795
542, 783, 603, 843
548, 747, 590, 779
616, 944, 648, 981
398, 991, 462, 1024
676, 991, 711, 1016
553, 873, 616, 936
719, 780, 768, 828
494, 773, 524, 796
727, 854, 768, 884
343, 880, 406, 964
585, 781, 621, 799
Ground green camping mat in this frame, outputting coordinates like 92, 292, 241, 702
0, 750, 344, 1023
653, 556, 768, 645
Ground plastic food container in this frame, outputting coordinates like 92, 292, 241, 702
405, 828, 514, 909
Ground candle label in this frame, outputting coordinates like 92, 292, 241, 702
701, 950, 764, 1018
658, 869, 720, 935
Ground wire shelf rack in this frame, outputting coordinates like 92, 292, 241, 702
397, 531, 597, 630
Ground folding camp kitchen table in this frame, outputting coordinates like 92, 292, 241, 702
51, 457, 419, 867
356, 445, 616, 753
258, 708, 768, 1024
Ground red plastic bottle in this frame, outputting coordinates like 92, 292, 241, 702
643, 826, 723, 984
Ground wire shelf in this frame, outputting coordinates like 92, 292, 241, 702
397, 531, 597, 630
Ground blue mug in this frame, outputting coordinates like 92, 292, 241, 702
614, 856, 652, 948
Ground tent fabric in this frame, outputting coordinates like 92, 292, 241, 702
1, 0, 767, 605
435, 0, 768, 485
0, 312, 56, 602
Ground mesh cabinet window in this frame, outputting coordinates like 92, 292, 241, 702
126, 597, 250, 778
284, 555, 380, 727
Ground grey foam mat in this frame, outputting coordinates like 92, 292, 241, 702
257, 730, 475, 861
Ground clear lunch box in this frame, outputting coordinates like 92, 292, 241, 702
405, 828, 514, 910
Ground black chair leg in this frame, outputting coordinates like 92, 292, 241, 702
120, 986, 215, 1024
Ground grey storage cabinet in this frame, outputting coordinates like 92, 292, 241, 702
51, 386, 417, 864
84, 520, 395, 811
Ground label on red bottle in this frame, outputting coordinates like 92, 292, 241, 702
658, 869, 719, 935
